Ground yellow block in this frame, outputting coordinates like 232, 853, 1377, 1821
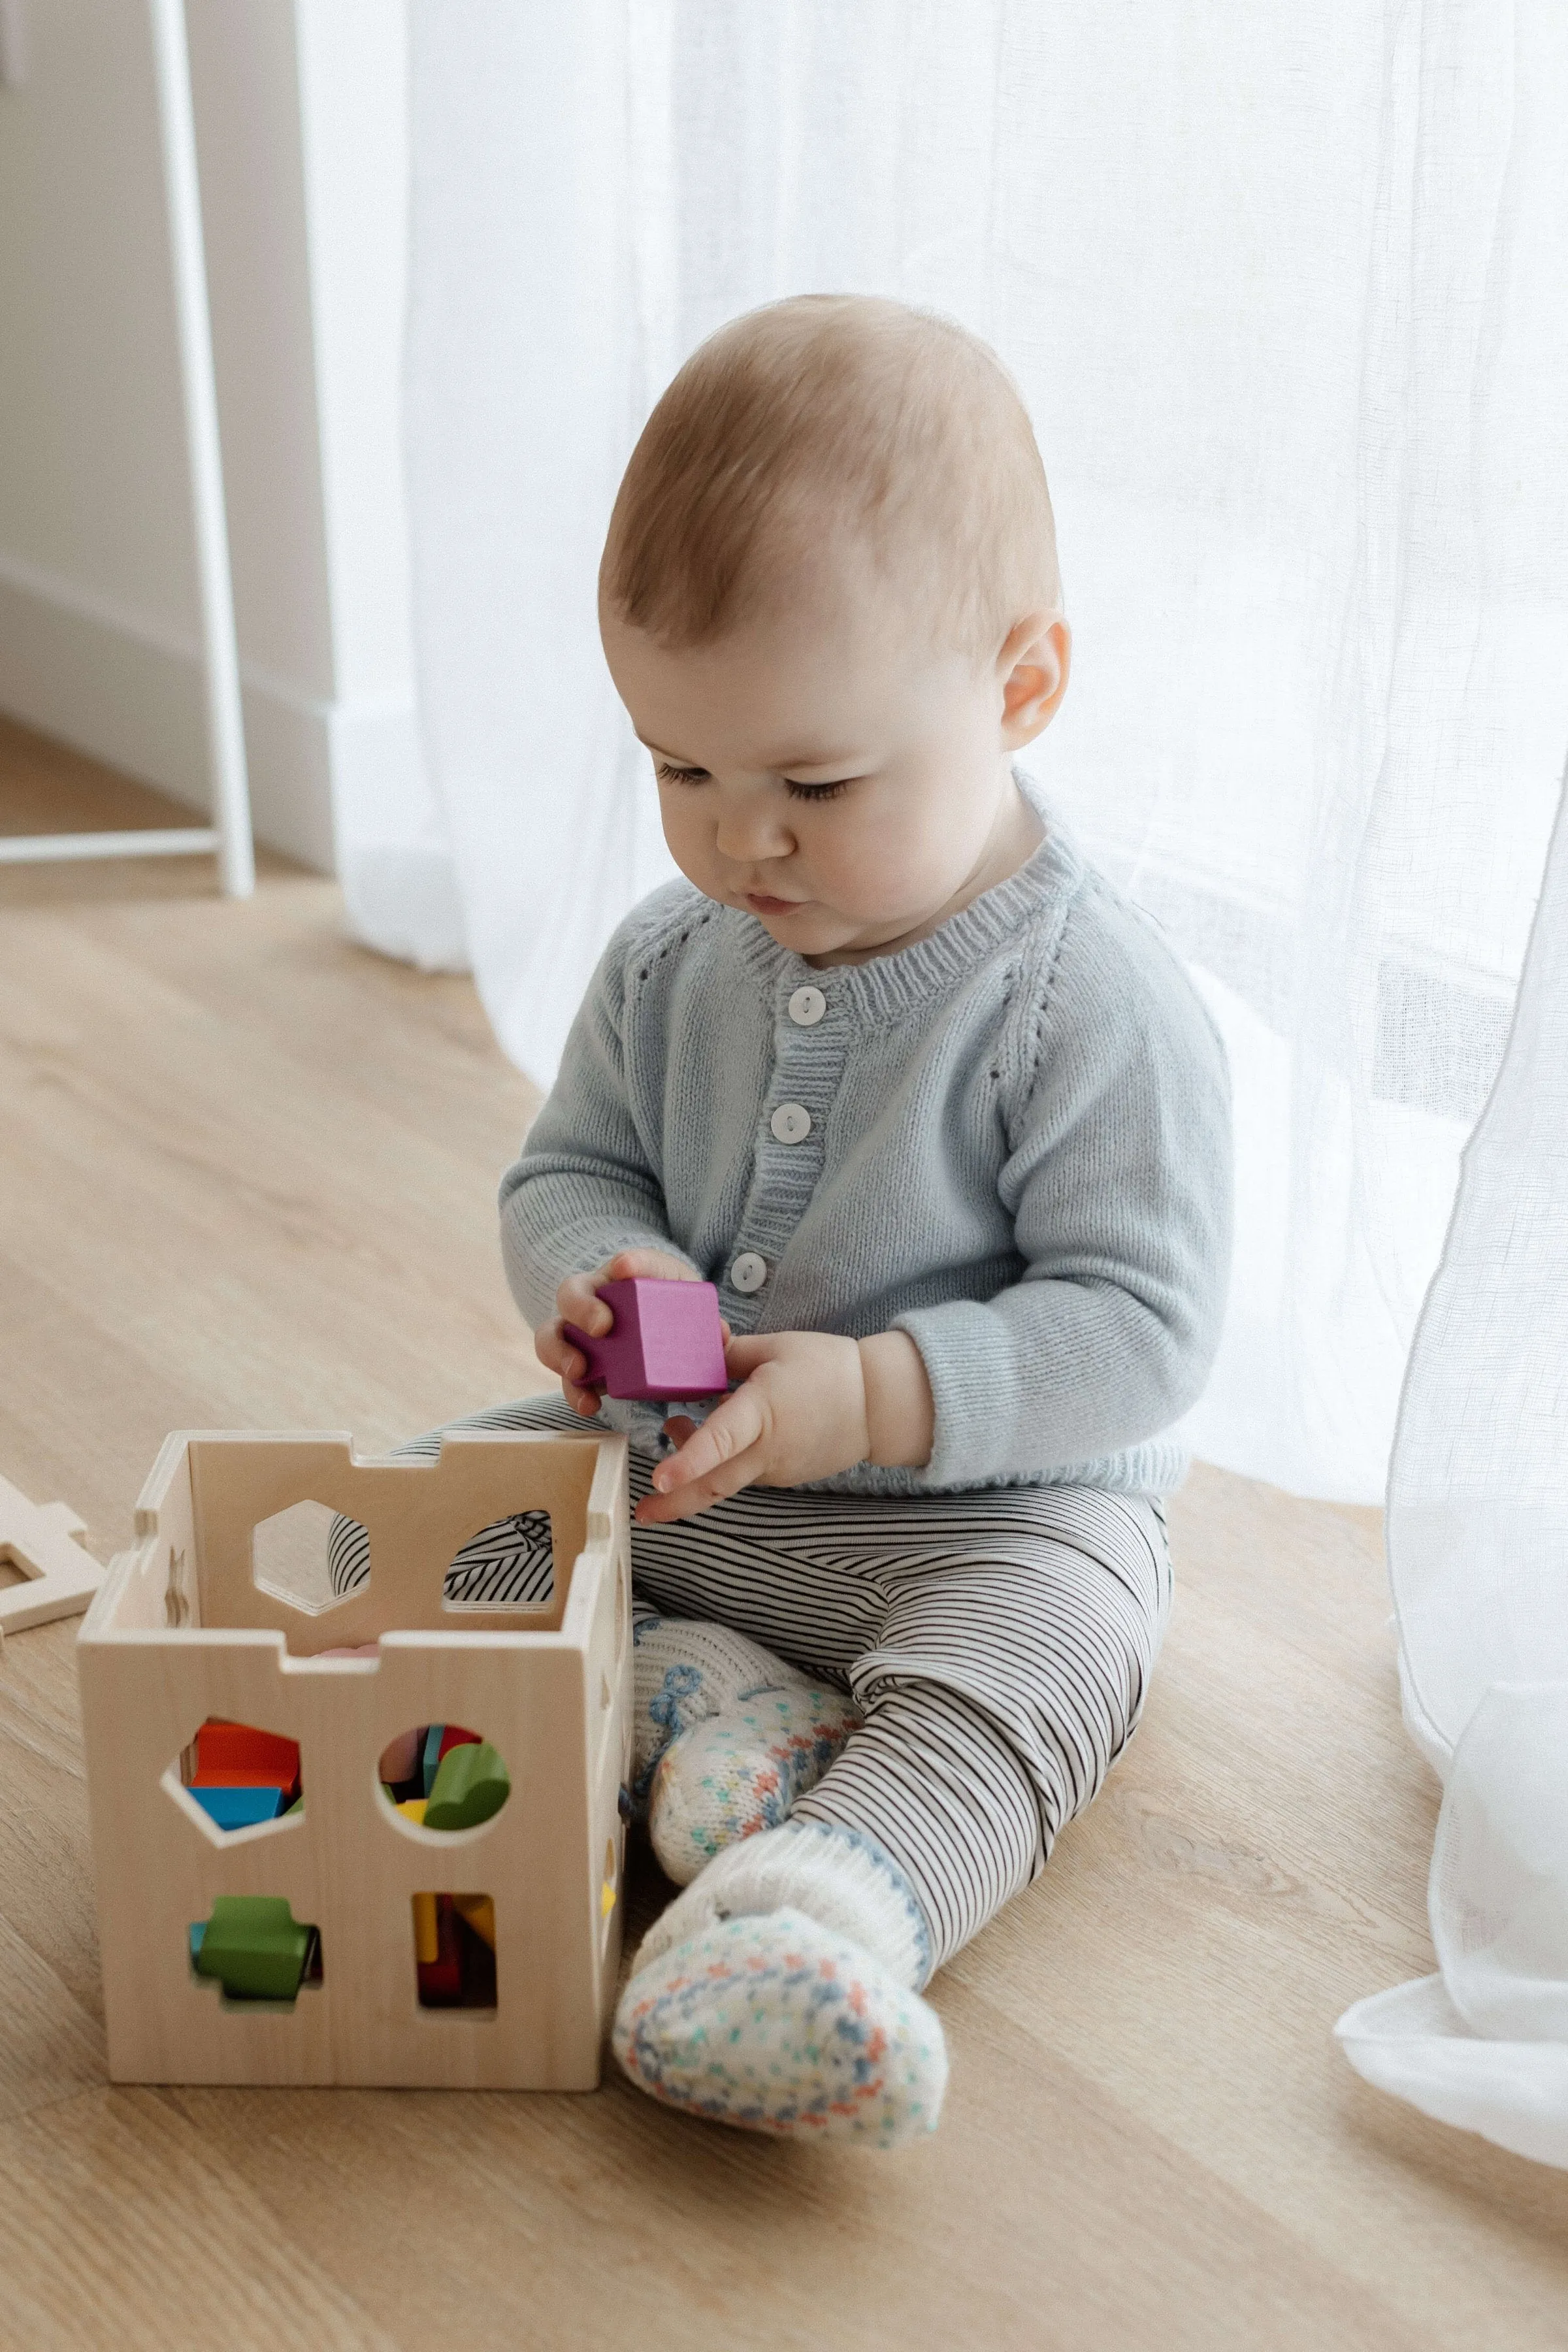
410, 1890, 439, 1965
451, 1893, 495, 1950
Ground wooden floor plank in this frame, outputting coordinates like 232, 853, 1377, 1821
2, 730, 1565, 2348
0, 2089, 399, 2352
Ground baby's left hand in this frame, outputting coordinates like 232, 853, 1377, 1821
636, 1331, 870, 1525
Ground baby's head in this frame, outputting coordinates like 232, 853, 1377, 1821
600, 295, 1068, 966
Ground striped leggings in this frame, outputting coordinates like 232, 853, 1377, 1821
333, 1394, 1171, 1972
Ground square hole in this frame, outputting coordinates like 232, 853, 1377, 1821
414, 1893, 496, 2010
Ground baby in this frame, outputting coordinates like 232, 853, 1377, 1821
379, 297, 1230, 2146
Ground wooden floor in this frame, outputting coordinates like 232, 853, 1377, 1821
2, 717, 1565, 2351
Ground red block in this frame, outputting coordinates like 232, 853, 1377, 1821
416, 1896, 463, 2004
192, 1720, 301, 1795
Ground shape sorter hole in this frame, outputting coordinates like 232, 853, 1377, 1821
412, 1893, 497, 2010
252, 1499, 368, 1616
190, 1897, 321, 2006
172, 1716, 303, 1835
442, 1510, 554, 1610
380, 1722, 511, 1833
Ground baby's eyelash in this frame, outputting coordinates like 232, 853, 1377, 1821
653, 758, 854, 803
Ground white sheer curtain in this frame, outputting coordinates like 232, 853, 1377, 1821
375, 1, 1568, 2151
380, 0, 1567, 1511
1336, 784, 1568, 2164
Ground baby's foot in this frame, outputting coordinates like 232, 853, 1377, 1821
630, 1612, 821, 1806
613, 1908, 945, 2148
649, 1682, 862, 1885
613, 1819, 944, 2148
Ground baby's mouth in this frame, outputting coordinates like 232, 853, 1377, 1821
743, 890, 807, 917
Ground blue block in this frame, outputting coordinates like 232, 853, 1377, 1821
189, 1784, 286, 1831
421, 1723, 445, 1798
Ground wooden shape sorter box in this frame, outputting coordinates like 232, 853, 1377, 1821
76, 1428, 633, 2091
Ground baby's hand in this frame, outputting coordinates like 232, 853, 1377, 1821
536, 1249, 721, 1417
636, 1331, 873, 1524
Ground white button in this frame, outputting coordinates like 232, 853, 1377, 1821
770, 1102, 811, 1145
788, 985, 826, 1027
730, 1252, 768, 1294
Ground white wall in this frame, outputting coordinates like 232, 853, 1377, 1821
0, 0, 421, 872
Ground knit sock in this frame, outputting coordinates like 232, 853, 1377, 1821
648, 1683, 863, 1886
630, 1609, 823, 1807
612, 1821, 946, 2148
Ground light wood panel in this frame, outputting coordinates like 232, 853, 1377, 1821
2, 729, 1566, 2348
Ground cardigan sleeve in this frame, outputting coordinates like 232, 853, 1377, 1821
892, 893, 1233, 1488
498, 928, 696, 1331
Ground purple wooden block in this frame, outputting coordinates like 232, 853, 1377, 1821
563, 1278, 728, 1401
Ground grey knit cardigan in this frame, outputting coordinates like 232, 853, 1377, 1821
499, 792, 1232, 1497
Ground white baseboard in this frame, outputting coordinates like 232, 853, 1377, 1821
0, 551, 423, 876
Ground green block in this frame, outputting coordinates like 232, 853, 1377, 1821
193, 1895, 312, 2001
423, 1739, 510, 1832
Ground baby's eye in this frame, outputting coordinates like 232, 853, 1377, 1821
655, 761, 710, 786
783, 777, 853, 803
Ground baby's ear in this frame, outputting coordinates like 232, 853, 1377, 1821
999, 613, 1071, 747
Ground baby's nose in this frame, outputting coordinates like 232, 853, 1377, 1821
713, 798, 795, 862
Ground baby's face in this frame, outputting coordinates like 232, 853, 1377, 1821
601, 544, 1066, 967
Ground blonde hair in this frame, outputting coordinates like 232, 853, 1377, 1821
601, 295, 1062, 660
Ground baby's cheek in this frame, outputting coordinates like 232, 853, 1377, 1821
823, 819, 947, 919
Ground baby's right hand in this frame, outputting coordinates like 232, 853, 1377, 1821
536, 1247, 711, 1417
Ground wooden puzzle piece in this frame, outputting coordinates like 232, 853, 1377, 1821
423, 1739, 510, 1831
0, 1471, 103, 1645
188, 1785, 288, 1831
192, 1896, 318, 2001
191, 1720, 301, 1792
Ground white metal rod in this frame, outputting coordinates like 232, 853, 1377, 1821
146, 0, 254, 899
0, 830, 220, 866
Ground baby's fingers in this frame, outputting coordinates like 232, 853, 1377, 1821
649, 1387, 767, 1499
555, 1271, 615, 1337
635, 1439, 762, 1524
535, 1319, 604, 1418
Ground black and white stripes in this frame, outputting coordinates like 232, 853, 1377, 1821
332, 1394, 1171, 1971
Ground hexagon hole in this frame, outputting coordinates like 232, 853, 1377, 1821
171, 1715, 303, 1835
442, 1511, 553, 1610
252, 1499, 368, 1615
380, 1721, 511, 1833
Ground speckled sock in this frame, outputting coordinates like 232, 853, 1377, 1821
630, 1609, 817, 1809
648, 1682, 863, 1885
613, 1820, 946, 2148
613, 1908, 947, 2148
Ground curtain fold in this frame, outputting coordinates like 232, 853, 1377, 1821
384, 0, 1568, 1518
1337, 776, 1568, 2163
